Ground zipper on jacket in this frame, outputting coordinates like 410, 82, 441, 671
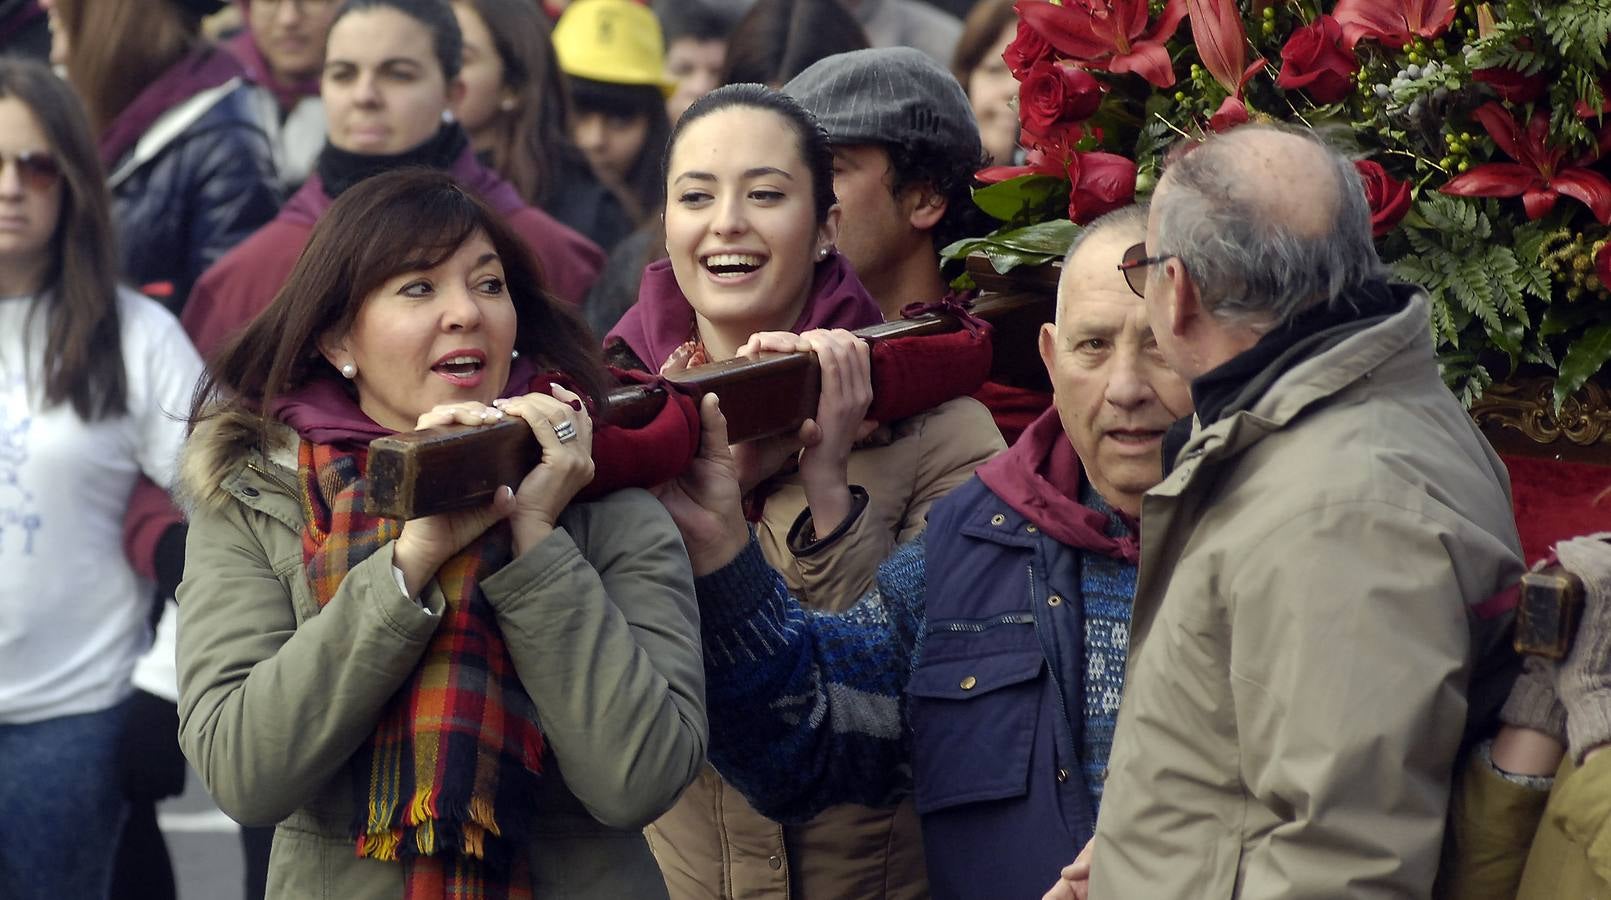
929, 612, 1035, 634
244, 458, 296, 495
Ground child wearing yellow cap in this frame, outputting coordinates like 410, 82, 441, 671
552, 0, 675, 247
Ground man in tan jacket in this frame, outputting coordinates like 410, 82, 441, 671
1070, 125, 1523, 898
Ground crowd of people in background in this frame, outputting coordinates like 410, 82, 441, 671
1, 0, 1606, 899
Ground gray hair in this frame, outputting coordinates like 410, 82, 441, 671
1154, 125, 1385, 330
1054, 204, 1148, 326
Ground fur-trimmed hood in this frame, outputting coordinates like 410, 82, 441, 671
179, 408, 300, 514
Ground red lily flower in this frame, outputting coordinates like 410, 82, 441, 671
1016, 0, 1188, 88
978, 144, 1137, 224
1440, 102, 1611, 224
1187, 0, 1266, 132
1331, 0, 1455, 50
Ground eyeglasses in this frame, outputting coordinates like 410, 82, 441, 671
0, 151, 61, 192
1116, 241, 1176, 298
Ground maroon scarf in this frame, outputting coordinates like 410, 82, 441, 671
976, 407, 1139, 562
604, 252, 885, 370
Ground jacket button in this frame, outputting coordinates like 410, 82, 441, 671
1025, 524, 1038, 534
959, 675, 977, 690
990, 513, 1006, 526
1047, 594, 1063, 607
1056, 768, 1069, 783
768, 855, 782, 870
241, 486, 260, 498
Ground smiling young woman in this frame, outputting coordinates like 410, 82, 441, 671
607, 82, 1005, 900
178, 168, 705, 899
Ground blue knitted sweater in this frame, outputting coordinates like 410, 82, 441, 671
695, 538, 928, 822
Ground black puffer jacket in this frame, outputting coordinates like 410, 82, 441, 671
109, 82, 279, 315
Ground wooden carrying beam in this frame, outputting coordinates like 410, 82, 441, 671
365, 285, 1057, 519
1514, 565, 1587, 660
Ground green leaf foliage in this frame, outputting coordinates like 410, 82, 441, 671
970, 176, 1069, 227
1541, 0, 1611, 70
1557, 323, 1611, 409
940, 220, 1082, 274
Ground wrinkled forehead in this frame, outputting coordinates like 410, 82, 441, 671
1056, 225, 1145, 314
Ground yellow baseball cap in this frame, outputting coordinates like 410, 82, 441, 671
553, 0, 679, 97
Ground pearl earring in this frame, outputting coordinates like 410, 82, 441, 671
511, 349, 520, 360
499, 97, 517, 112
340, 363, 357, 379
817, 246, 831, 260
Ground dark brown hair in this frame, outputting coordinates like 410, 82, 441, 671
453, 0, 579, 206
333, 0, 463, 83
950, 0, 1016, 87
192, 168, 609, 434
53, 0, 201, 134
570, 76, 672, 224
0, 58, 127, 420
720, 0, 868, 88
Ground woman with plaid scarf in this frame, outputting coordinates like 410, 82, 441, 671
174, 168, 708, 899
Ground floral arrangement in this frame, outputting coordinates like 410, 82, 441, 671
943, 0, 1611, 408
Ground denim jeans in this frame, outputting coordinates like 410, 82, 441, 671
0, 698, 131, 900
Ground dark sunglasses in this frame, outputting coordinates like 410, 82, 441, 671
1116, 241, 1176, 298
1, 151, 62, 192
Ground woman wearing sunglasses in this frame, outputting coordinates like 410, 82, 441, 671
0, 59, 206, 900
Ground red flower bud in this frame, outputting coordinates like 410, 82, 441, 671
1019, 62, 1103, 139
1355, 160, 1412, 237
1275, 16, 1359, 104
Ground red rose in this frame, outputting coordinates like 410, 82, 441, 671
1068, 151, 1137, 223
1019, 61, 1103, 139
1472, 67, 1547, 104
1275, 15, 1359, 104
1003, 18, 1057, 80
1355, 159, 1411, 237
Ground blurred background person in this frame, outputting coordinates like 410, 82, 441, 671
553, 0, 673, 255
0, 0, 47, 60
227, 0, 337, 193
0, 58, 204, 900
653, 0, 739, 124
842, 0, 961, 66
721, 0, 868, 87
41, 0, 279, 315
181, 0, 603, 357
451, 0, 621, 251
952, 0, 1018, 166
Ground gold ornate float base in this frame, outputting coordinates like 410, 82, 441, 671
1472, 377, 1611, 465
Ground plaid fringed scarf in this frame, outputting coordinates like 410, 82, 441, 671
298, 440, 543, 899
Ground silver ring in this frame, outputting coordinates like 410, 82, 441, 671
552, 419, 578, 443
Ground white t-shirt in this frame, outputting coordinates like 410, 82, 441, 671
0, 288, 203, 723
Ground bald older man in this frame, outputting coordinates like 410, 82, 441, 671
655, 207, 1191, 900
1071, 126, 1523, 899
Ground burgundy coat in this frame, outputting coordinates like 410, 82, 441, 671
180, 145, 603, 356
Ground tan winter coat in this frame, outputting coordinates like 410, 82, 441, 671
1089, 293, 1523, 899
648, 396, 1004, 899
174, 411, 707, 899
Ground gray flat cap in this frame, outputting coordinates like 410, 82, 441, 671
783, 46, 982, 158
